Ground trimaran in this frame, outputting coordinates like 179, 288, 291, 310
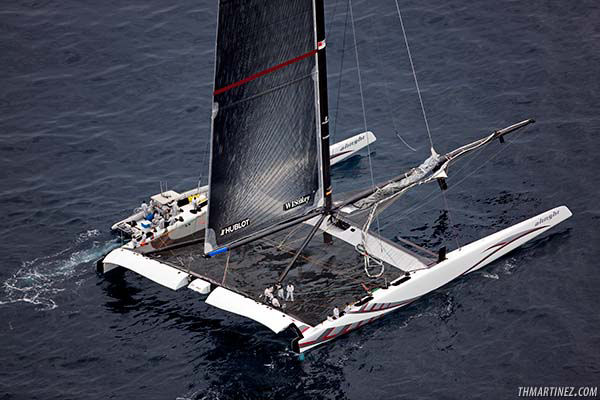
99, 0, 571, 354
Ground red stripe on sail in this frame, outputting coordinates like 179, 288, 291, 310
214, 48, 319, 96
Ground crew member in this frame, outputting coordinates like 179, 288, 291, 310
191, 197, 198, 211
263, 286, 274, 302
271, 297, 281, 308
333, 306, 340, 319
343, 303, 351, 314
141, 202, 150, 217
277, 284, 284, 299
286, 283, 294, 302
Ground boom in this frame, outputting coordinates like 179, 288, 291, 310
337, 119, 535, 214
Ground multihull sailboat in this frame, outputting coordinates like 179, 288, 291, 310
99, 0, 571, 353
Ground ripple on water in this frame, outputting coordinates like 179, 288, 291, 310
0, 229, 120, 310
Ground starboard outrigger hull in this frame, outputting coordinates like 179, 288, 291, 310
295, 205, 571, 352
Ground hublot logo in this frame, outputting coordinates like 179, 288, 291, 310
219, 218, 250, 236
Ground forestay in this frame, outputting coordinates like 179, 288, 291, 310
205, 0, 325, 253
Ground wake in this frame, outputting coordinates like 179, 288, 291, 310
1, 229, 120, 310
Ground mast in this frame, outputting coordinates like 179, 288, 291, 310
315, 0, 332, 212
278, 1, 332, 283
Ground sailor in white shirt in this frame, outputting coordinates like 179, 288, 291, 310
141, 202, 149, 217
286, 283, 294, 301
271, 297, 281, 308
277, 285, 284, 299
149, 199, 157, 214
333, 306, 340, 319
343, 303, 351, 314
263, 286, 274, 301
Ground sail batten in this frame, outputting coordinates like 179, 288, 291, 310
205, 0, 325, 253
214, 48, 319, 96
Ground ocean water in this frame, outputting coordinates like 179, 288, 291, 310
1, 0, 599, 399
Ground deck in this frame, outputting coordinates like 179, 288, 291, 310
148, 224, 433, 326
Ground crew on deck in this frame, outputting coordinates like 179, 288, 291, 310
141, 202, 150, 217
271, 297, 281, 308
264, 286, 274, 302
333, 306, 340, 319
344, 303, 351, 314
286, 283, 294, 302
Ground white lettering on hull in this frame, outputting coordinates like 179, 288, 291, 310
535, 209, 560, 227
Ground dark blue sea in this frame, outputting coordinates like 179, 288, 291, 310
1, 1, 599, 398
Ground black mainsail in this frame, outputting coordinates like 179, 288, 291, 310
204, 0, 330, 254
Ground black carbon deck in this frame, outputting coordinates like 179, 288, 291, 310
148, 224, 422, 326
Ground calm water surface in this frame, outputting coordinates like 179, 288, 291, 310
1, 0, 599, 399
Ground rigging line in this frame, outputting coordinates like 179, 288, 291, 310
389, 127, 530, 222
331, 0, 350, 143
198, 139, 210, 186
372, 19, 417, 152
360, 204, 386, 278
349, 0, 380, 230
263, 230, 403, 276
271, 223, 397, 272
441, 191, 461, 249
160, 237, 190, 275
394, 0, 435, 150
259, 237, 331, 270
275, 222, 306, 249
222, 251, 230, 285
295, 283, 375, 295
395, 130, 419, 152
349, 0, 376, 193
326, 0, 341, 37
385, 135, 489, 221
349, 0, 386, 276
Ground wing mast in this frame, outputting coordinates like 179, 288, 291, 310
315, 0, 332, 212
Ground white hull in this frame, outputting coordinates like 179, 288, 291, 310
296, 206, 571, 351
